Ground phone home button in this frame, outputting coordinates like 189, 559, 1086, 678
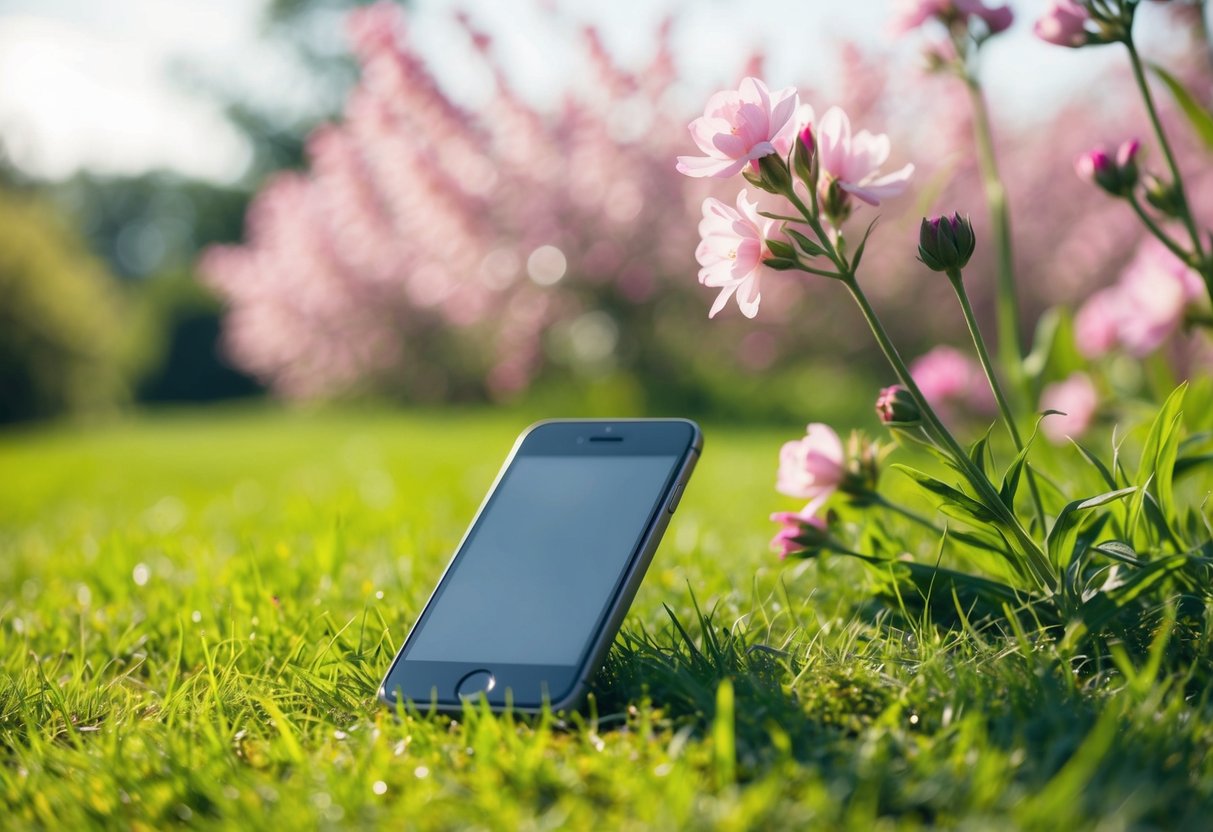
455, 669, 496, 699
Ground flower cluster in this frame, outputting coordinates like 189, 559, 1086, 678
677, 77, 914, 318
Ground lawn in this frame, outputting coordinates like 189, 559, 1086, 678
1, 406, 1211, 830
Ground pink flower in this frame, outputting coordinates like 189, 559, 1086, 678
909, 345, 995, 417
676, 77, 800, 179
1040, 373, 1098, 444
890, 0, 1013, 35
1114, 237, 1203, 356
1034, 0, 1090, 47
770, 508, 828, 560
1073, 237, 1203, 357
816, 106, 914, 208
1073, 287, 1123, 358
695, 189, 778, 318
776, 423, 846, 502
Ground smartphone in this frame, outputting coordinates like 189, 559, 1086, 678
378, 418, 702, 713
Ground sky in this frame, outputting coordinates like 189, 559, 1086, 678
0, 0, 1186, 184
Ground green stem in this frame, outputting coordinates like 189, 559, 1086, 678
1124, 38, 1210, 295
841, 276, 1055, 591
1128, 195, 1198, 267
778, 177, 1053, 589
947, 269, 1047, 533
965, 77, 1025, 395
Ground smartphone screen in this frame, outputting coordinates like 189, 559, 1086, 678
402, 454, 679, 666
380, 420, 700, 711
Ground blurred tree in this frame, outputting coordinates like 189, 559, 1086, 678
0, 187, 133, 423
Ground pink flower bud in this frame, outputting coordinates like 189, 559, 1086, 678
1034, 0, 1090, 47
875, 384, 921, 426
769, 509, 828, 560
1076, 141, 1139, 196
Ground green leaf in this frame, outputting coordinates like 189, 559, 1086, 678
1068, 439, 1118, 491
1150, 63, 1213, 150
1077, 554, 1188, 634
999, 416, 1047, 507
1022, 307, 1083, 387
1128, 383, 1186, 542
893, 464, 996, 523
765, 238, 796, 260
1047, 486, 1137, 571
850, 218, 880, 273
782, 228, 825, 257
1090, 540, 1144, 567
969, 425, 993, 477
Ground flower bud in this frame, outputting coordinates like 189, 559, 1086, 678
793, 124, 816, 188
875, 384, 921, 426
821, 178, 851, 225
917, 212, 976, 273
1143, 173, 1184, 218
1115, 139, 1140, 186
769, 510, 830, 560
1077, 140, 1139, 197
753, 153, 792, 194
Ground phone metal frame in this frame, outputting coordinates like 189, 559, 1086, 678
377, 418, 702, 714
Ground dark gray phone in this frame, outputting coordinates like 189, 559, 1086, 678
378, 418, 702, 712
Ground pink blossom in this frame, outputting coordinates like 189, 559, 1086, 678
776, 423, 846, 501
816, 106, 914, 208
1115, 237, 1203, 356
676, 77, 800, 179
695, 189, 778, 318
1040, 373, 1098, 444
1073, 287, 1123, 358
1073, 237, 1203, 357
1034, 0, 1090, 47
770, 508, 828, 560
909, 345, 995, 417
890, 0, 1013, 35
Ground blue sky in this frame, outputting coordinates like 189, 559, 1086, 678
0, 0, 1180, 183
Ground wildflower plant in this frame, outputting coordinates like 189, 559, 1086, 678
677, 0, 1213, 663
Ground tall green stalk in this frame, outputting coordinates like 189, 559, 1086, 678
965, 78, 1025, 396
946, 268, 1047, 533
1123, 37, 1213, 300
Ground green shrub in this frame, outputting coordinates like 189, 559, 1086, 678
0, 187, 131, 422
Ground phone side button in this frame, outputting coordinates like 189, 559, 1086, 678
666, 481, 685, 515
456, 669, 496, 699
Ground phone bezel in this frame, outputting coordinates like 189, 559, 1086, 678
378, 418, 702, 713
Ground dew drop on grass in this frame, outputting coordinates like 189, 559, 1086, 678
376, 591, 384, 600
414, 766, 430, 779
132, 563, 150, 586
76, 584, 91, 606
192, 611, 202, 623
372, 781, 387, 795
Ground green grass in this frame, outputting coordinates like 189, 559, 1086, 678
2, 405, 1212, 829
